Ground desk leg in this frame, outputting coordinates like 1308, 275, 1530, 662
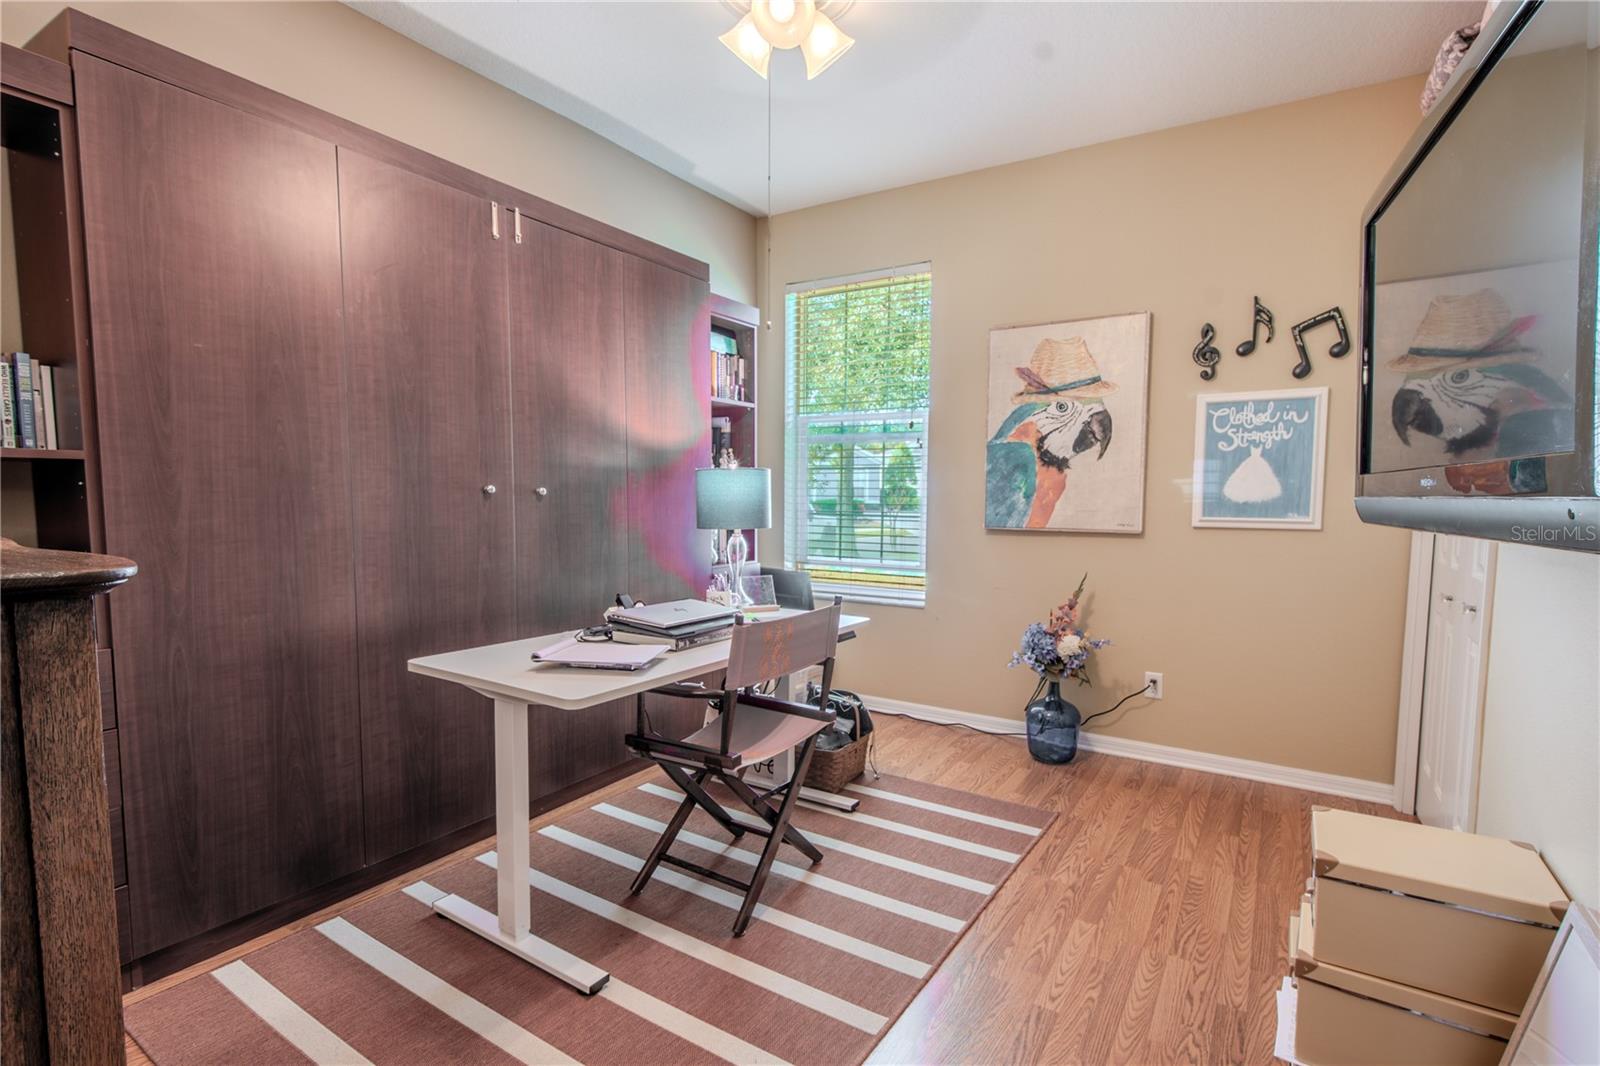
430, 698, 610, 995
742, 674, 860, 813
493, 698, 531, 939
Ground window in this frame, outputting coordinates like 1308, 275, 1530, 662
785, 264, 931, 606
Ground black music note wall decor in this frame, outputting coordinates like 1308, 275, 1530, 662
1288, 307, 1350, 379
1192, 323, 1221, 381
1235, 296, 1275, 357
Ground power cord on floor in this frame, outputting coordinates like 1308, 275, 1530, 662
1080, 680, 1156, 728
871, 680, 1156, 739
870, 705, 1028, 737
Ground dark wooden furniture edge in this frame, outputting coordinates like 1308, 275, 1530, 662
3, 543, 130, 1061
125, 758, 646, 986
31, 8, 711, 283
1, 539, 135, 600
708, 293, 760, 327
0, 43, 72, 103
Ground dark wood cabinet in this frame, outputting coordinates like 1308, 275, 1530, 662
74, 54, 365, 957
624, 256, 713, 604
337, 150, 514, 864
46, 15, 715, 980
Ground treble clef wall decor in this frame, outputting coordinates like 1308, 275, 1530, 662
1192, 322, 1221, 381
1288, 307, 1350, 379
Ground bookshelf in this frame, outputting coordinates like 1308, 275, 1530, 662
3, 446, 85, 460
707, 293, 761, 563
2, 74, 99, 557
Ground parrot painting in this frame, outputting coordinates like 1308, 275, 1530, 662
986, 395, 1114, 528
986, 334, 1122, 529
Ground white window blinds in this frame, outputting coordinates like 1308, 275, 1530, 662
785, 265, 931, 606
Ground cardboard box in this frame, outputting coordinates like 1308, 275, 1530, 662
1310, 808, 1566, 1013
1292, 899, 1516, 1066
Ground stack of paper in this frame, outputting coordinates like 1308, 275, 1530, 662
529, 637, 664, 671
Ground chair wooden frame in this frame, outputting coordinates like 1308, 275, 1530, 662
623, 599, 842, 936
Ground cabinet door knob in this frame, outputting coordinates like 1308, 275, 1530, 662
535, 486, 548, 498
482, 484, 497, 496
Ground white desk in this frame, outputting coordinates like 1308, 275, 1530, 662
407, 610, 868, 993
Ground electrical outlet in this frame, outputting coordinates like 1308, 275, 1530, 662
1144, 672, 1164, 700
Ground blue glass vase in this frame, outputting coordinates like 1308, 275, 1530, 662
1026, 679, 1081, 764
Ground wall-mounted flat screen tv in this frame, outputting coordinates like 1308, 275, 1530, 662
1357, 0, 1598, 552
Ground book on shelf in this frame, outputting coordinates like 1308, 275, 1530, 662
1, 365, 14, 448
13, 352, 35, 448
39, 364, 57, 450
709, 330, 745, 402
52, 366, 82, 449
4, 353, 82, 451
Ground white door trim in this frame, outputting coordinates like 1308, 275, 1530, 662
1393, 531, 1436, 814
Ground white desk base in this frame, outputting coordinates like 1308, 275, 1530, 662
430, 697, 610, 995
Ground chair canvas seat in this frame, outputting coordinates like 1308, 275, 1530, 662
622, 598, 844, 937
683, 706, 827, 767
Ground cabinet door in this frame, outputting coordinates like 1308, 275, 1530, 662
510, 219, 629, 633
624, 255, 712, 602
337, 149, 513, 864
74, 55, 363, 957
510, 220, 636, 794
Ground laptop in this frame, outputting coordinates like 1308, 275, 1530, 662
609, 598, 738, 634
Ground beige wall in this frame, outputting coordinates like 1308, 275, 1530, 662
1477, 546, 1599, 908
759, 78, 1424, 783
0, 1, 757, 302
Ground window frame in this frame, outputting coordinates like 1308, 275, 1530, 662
783, 263, 933, 609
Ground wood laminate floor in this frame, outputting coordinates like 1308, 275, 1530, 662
122, 715, 1403, 1065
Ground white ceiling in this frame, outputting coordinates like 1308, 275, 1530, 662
349, 1, 1481, 216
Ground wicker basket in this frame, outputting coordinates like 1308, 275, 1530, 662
802, 732, 871, 793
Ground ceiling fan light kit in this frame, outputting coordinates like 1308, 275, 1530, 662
721, 0, 855, 80
719, 14, 773, 78
801, 12, 854, 78
751, 0, 814, 48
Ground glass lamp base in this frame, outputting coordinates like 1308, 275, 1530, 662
726, 529, 749, 607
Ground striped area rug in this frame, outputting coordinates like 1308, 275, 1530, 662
126, 772, 1054, 1065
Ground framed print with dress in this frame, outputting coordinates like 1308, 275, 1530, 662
1192, 387, 1328, 529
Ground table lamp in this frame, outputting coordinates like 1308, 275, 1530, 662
695, 467, 771, 606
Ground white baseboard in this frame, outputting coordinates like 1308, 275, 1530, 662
863, 693, 1396, 806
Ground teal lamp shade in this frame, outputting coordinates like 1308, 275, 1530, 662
696, 467, 772, 530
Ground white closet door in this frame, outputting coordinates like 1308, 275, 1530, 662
1415, 534, 1497, 830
